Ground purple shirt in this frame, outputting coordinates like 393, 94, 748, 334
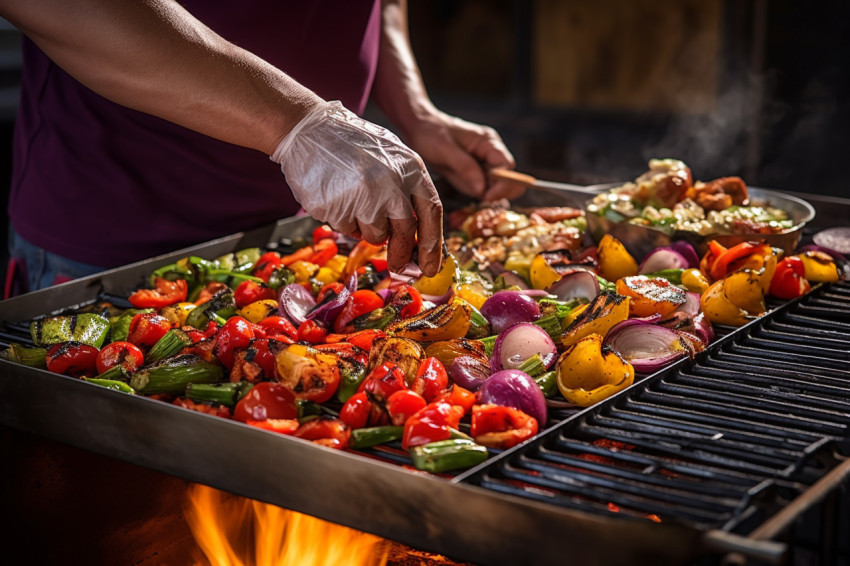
9, 0, 381, 267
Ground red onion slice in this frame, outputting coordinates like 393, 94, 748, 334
306, 275, 356, 327
675, 292, 701, 316
605, 322, 689, 373
497, 271, 530, 290
278, 284, 316, 326
448, 355, 492, 392
547, 270, 600, 303
639, 247, 691, 274
670, 241, 700, 268
477, 369, 547, 426
480, 291, 541, 335
490, 322, 557, 372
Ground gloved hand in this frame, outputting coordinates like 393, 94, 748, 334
270, 101, 443, 276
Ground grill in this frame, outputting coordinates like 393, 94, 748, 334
1, 200, 849, 566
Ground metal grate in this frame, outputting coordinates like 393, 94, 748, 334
461, 280, 850, 535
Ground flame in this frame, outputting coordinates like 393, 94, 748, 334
185, 483, 388, 566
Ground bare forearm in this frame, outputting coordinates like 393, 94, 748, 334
372, 0, 436, 139
0, 0, 321, 154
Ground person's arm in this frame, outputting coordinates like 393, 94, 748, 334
0, 0, 443, 275
372, 0, 521, 201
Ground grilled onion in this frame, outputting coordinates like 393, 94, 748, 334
605, 320, 690, 373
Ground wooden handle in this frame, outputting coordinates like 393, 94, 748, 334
488, 168, 537, 187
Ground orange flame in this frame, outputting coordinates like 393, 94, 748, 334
185, 483, 388, 566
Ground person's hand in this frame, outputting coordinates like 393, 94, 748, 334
270, 101, 443, 277
402, 110, 522, 202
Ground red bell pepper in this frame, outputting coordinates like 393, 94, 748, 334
324, 329, 386, 351
411, 357, 449, 402
252, 251, 283, 282
245, 418, 300, 435
127, 312, 172, 347
470, 403, 538, 449
390, 284, 424, 319
769, 256, 811, 299
402, 400, 464, 450
312, 225, 337, 243
339, 391, 373, 429
297, 319, 328, 344
333, 289, 384, 333
233, 381, 298, 422
386, 389, 427, 426
434, 384, 476, 414
293, 417, 351, 449
128, 277, 188, 309
45, 341, 99, 377
357, 362, 408, 403
233, 279, 276, 308
256, 316, 298, 341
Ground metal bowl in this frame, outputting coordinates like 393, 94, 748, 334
584, 185, 816, 260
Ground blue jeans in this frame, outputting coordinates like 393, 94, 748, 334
6, 227, 105, 296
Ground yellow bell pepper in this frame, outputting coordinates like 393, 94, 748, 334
699, 266, 769, 327
237, 299, 279, 323
159, 302, 196, 327
556, 334, 635, 407
681, 268, 709, 294
289, 260, 320, 283
797, 251, 840, 283
387, 296, 472, 343
504, 253, 533, 285
314, 254, 348, 284
561, 292, 630, 347
413, 252, 458, 296
597, 234, 638, 282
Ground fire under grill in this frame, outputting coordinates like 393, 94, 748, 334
1, 216, 849, 566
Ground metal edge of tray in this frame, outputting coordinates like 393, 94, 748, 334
0, 214, 706, 566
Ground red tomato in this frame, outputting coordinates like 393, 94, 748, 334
233, 280, 276, 308
127, 312, 171, 347
297, 319, 328, 344
95, 341, 145, 374
233, 381, 298, 422
312, 225, 337, 243
357, 362, 407, 403
253, 251, 282, 281
386, 389, 427, 426
128, 277, 188, 309
770, 256, 811, 299
46, 342, 99, 377
411, 357, 450, 402
333, 289, 384, 333
390, 285, 423, 318
339, 391, 372, 429
245, 418, 299, 435
257, 316, 298, 340
470, 403, 538, 449
213, 316, 255, 370
293, 417, 351, 449
401, 400, 464, 450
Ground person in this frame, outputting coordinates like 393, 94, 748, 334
0, 0, 522, 295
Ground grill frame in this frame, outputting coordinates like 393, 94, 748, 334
1, 208, 849, 565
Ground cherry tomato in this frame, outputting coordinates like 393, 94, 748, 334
390, 284, 423, 319
333, 289, 384, 333
233, 381, 298, 423
293, 417, 351, 449
386, 389, 427, 426
339, 391, 372, 429
312, 225, 337, 243
257, 316, 298, 341
401, 400, 464, 450
46, 341, 99, 377
213, 316, 255, 370
470, 403, 538, 449
253, 251, 283, 282
357, 362, 407, 403
297, 319, 328, 344
411, 357, 450, 402
127, 312, 171, 347
233, 280, 276, 308
95, 341, 145, 374
770, 256, 811, 299
128, 277, 188, 309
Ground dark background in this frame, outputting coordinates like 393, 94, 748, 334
1, 0, 849, 288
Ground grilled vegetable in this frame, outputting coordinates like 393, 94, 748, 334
185, 381, 253, 407
129, 354, 224, 395
471, 404, 538, 449
556, 334, 635, 407
350, 425, 404, 449
796, 250, 840, 283
3, 343, 47, 368
367, 336, 425, 385
597, 235, 638, 282
402, 400, 464, 450
386, 296, 472, 343
184, 288, 236, 329
273, 343, 341, 404
409, 438, 489, 473
128, 277, 188, 309
95, 341, 145, 374
615, 275, 688, 317
45, 341, 99, 377
145, 329, 193, 366
127, 312, 172, 348
82, 377, 136, 393
30, 313, 109, 348
109, 308, 154, 342
561, 292, 630, 347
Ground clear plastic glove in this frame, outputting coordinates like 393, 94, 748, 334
270, 101, 443, 276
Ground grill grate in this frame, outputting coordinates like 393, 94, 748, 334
462, 280, 850, 534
